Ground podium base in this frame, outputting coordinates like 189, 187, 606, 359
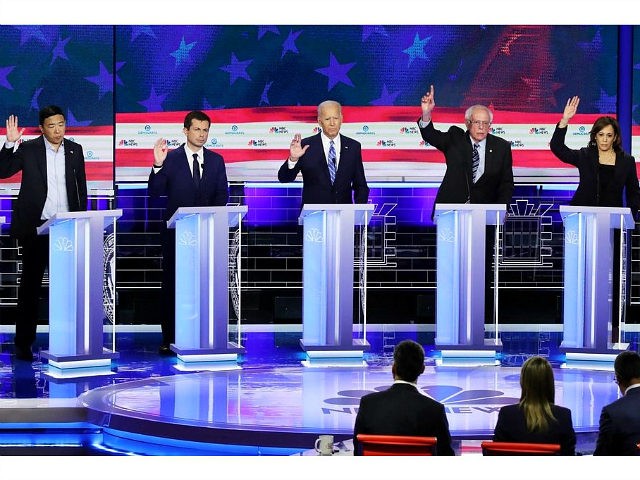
41, 349, 118, 378
435, 341, 501, 367
561, 345, 629, 370
300, 339, 369, 367
172, 342, 244, 370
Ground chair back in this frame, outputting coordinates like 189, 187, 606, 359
356, 434, 437, 456
481, 441, 561, 456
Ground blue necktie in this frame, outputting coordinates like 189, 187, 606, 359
472, 143, 480, 183
328, 140, 336, 184
192, 153, 201, 189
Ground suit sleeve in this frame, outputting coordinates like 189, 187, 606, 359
492, 407, 509, 441
352, 396, 368, 456
278, 157, 301, 183
418, 119, 452, 152
624, 156, 640, 220
76, 144, 88, 210
434, 403, 455, 456
148, 162, 169, 197
593, 407, 613, 455
351, 141, 369, 204
0, 144, 24, 178
550, 124, 580, 167
559, 408, 576, 456
497, 141, 514, 205
214, 156, 229, 206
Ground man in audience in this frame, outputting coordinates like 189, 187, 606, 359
594, 350, 640, 455
353, 339, 455, 455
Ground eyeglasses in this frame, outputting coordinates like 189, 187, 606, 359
470, 120, 491, 127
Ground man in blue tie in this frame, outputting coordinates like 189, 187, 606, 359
148, 110, 229, 355
278, 100, 369, 206
417, 84, 514, 220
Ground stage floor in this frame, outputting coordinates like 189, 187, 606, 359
0, 328, 624, 455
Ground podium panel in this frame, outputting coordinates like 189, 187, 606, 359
298, 204, 374, 365
560, 206, 635, 366
168, 206, 247, 368
37, 210, 122, 375
434, 203, 506, 365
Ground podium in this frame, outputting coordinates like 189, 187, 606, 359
560, 205, 635, 367
167, 206, 247, 368
298, 204, 375, 365
434, 203, 506, 365
37, 210, 122, 375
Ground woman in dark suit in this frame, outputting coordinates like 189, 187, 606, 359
493, 356, 576, 455
551, 96, 640, 340
550, 96, 640, 217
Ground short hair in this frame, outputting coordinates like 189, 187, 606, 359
393, 340, 425, 383
614, 350, 640, 384
317, 100, 342, 117
589, 116, 622, 152
183, 110, 211, 129
39, 105, 64, 126
464, 105, 493, 124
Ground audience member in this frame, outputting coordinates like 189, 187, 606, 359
353, 339, 454, 456
594, 350, 640, 455
493, 356, 576, 455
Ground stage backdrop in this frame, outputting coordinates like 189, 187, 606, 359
0, 25, 114, 192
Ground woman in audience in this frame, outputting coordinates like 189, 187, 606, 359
493, 356, 576, 455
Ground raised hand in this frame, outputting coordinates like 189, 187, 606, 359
5, 115, 24, 143
420, 85, 435, 121
561, 96, 580, 123
153, 137, 168, 166
289, 133, 309, 162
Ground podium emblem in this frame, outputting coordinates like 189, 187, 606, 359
54, 236, 74, 252
305, 228, 324, 243
178, 230, 198, 246
565, 229, 579, 245
438, 227, 455, 243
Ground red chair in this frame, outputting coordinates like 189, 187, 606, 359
356, 434, 438, 456
481, 441, 561, 456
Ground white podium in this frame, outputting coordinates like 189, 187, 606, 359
560, 205, 635, 367
37, 210, 122, 374
434, 203, 506, 365
167, 206, 247, 368
298, 204, 375, 365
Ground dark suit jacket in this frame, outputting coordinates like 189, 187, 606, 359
277, 133, 369, 205
418, 120, 514, 219
353, 382, 455, 456
550, 124, 640, 219
148, 144, 229, 221
493, 403, 576, 455
594, 386, 640, 455
0, 136, 87, 239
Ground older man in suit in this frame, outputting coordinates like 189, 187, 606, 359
278, 100, 369, 205
0, 106, 87, 361
418, 84, 514, 219
594, 350, 640, 455
353, 340, 455, 456
148, 110, 229, 355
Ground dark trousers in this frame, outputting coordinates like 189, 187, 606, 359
160, 227, 176, 346
16, 233, 49, 349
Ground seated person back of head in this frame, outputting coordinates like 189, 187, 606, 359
594, 350, 640, 455
493, 356, 576, 455
353, 339, 454, 456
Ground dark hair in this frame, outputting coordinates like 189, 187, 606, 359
39, 105, 64, 126
519, 356, 557, 432
589, 116, 622, 152
393, 340, 425, 383
614, 351, 640, 385
184, 110, 211, 129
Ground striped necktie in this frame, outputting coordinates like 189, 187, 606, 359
328, 140, 337, 184
472, 143, 480, 183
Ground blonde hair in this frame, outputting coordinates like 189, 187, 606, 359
518, 356, 557, 432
